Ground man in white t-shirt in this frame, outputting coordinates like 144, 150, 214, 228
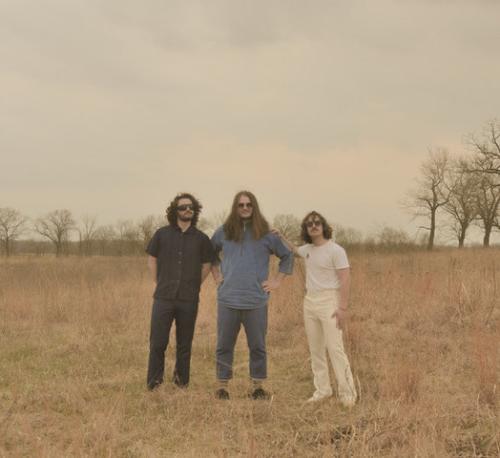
277, 211, 357, 407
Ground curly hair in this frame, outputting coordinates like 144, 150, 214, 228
223, 190, 270, 242
300, 211, 333, 243
166, 192, 202, 227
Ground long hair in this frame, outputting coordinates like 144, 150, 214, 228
166, 192, 202, 227
223, 191, 270, 242
300, 211, 333, 243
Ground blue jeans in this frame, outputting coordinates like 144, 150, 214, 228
216, 304, 268, 380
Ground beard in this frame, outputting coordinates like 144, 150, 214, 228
178, 214, 193, 222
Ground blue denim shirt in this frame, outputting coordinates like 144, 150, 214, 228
211, 225, 294, 309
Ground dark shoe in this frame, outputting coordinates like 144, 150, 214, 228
147, 381, 162, 391
173, 373, 188, 389
250, 387, 271, 400
215, 388, 230, 400
172, 370, 189, 388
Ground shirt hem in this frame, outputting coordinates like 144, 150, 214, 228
218, 301, 268, 310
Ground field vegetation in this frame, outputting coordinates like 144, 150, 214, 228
0, 249, 498, 457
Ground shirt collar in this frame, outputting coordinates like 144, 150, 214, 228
175, 224, 195, 234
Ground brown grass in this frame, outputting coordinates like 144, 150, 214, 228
0, 249, 499, 457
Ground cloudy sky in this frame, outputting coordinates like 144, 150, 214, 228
1, 0, 500, 241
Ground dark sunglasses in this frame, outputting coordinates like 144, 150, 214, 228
238, 202, 253, 209
306, 220, 322, 228
177, 204, 194, 211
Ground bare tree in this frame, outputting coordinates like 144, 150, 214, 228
404, 148, 452, 250
199, 211, 228, 236
34, 209, 76, 256
94, 224, 117, 256
334, 224, 363, 248
473, 173, 500, 247
138, 215, 164, 249
115, 219, 140, 255
0, 207, 27, 257
197, 217, 211, 234
443, 158, 478, 248
466, 120, 500, 246
468, 119, 500, 180
272, 214, 301, 245
78, 214, 98, 256
376, 226, 412, 250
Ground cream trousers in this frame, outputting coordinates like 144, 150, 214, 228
303, 289, 357, 402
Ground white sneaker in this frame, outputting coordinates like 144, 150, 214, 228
306, 393, 332, 402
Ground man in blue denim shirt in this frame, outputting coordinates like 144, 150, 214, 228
211, 191, 293, 400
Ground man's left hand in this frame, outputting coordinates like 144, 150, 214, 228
262, 278, 281, 293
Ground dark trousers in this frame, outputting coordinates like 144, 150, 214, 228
216, 304, 268, 380
147, 298, 199, 389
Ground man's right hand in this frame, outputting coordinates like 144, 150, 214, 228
332, 308, 347, 330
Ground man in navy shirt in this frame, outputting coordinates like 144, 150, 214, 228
211, 191, 293, 400
146, 192, 214, 391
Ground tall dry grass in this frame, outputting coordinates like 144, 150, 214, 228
0, 250, 498, 457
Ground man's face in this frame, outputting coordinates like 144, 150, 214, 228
176, 198, 194, 222
306, 216, 323, 238
237, 195, 253, 220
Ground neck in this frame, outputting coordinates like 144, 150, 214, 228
177, 220, 191, 232
311, 235, 327, 246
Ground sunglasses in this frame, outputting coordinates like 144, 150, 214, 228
306, 220, 322, 228
238, 202, 253, 209
177, 204, 194, 211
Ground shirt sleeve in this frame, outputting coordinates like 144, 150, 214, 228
296, 245, 308, 258
332, 244, 350, 269
269, 233, 294, 275
146, 229, 161, 257
201, 233, 216, 263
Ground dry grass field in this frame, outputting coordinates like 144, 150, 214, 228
0, 249, 498, 457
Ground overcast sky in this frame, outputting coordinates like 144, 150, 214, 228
1, 0, 500, 241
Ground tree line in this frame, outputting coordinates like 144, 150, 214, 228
0, 206, 423, 257
405, 120, 500, 249
0, 210, 166, 257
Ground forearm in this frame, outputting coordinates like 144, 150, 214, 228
262, 271, 288, 292
278, 235, 298, 255
201, 263, 211, 282
274, 271, 287, 282
337, 269, 350, 310
147, 256, 157, 283
338, 285, 349, 310
211, 264, 223, 283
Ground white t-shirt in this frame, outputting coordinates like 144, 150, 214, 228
297, 240, 349, 292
